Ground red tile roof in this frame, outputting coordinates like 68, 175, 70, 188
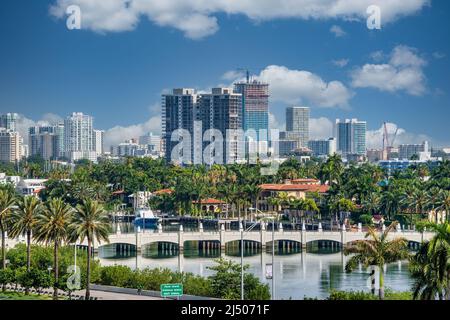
291, 178, 320, 184
154, 188, 174, 195
260, 184, 330, 193
193, 198, 225, 204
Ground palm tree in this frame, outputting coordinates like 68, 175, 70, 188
8, 196, 43, 294
410, 241, 448, 300
69, 200, 110, 300
435, 190, 450, 223
410, 222, 450, 300
344, 222, 410, 299
34, 198, 74, 300
0, 187, 16, 272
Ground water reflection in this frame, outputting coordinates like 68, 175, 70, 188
97, 245, 413, 300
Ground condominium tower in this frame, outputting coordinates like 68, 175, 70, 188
336, 119, 367, 157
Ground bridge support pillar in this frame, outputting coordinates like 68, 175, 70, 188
178, 226, 184, 252
220, 224, 226, 250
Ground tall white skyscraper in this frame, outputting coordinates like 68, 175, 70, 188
64, 112, 97, 162
336, 119, 367, 157
93, 130, 104, 156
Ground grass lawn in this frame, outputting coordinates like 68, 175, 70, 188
0, 291, 53, 300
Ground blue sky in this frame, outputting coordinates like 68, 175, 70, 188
0, 0, 449, 148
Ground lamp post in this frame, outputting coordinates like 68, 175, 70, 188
242, 210, 276, 301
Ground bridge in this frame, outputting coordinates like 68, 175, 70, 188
84, 223, 433, 252
5, 223, 434, 253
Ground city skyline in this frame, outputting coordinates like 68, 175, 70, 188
0, 1, 449, 150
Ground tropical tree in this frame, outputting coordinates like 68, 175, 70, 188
69, 199, 110, 300
410, 222, 450, 300
34, 198, 73, 300
0, 187, 16, 273
8, 196, 43, 294
344, 222, 410, 300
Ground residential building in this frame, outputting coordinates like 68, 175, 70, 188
0, 128, 22, 163
93, 129, 104, 156
198, 88, 243, 164
0, 113, 18, 132
308, 138, 337, 157
286, 107, 309, 148
336, 119, 367, 157
139, 132, 162, 153
64, 112, 97, 162
29, 126, 58, 160
162, 88, 199, 163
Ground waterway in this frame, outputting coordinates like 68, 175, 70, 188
96, 222, 414, 300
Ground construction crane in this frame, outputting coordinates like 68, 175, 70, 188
382, 122, 399, 160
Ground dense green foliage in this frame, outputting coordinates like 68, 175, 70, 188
97, 258, 270, 300
327, 289, 412, 300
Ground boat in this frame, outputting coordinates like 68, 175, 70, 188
133, 208, 160, 229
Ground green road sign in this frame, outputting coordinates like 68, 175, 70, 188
160, 283, 183, 298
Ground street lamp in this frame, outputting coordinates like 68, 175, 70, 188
240, 214, 276, 301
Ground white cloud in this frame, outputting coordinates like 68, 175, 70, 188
104, 115, 161, 149
269, 112, 284, 131
366, 122, 432, 149
309, 117, 334, 140
49, 0, 429, 39
225, 65, 353, 108
351, 45, 427, 96
16, 113, 64, 145
330, 25, 346, 37
332, 59, 349, 67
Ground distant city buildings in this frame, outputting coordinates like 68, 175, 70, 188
399, 141, 429, 160
308, 138, 336, 157
336, 118, 367, 158
139, 132, 162, 154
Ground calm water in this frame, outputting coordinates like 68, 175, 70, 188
98, 222, 414, 300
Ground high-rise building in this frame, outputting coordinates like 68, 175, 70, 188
0, 128, 22, 163
0, 113, 18, 132
234, 80, 269, 142
162, 88, 199, 163
308, 138, 337, 157
336, 119, 367, 157
198, 88, 243, 164
162, 87, 245, 165
286, 107, 309, 148
64, 112, 97, 162
29, 126, 58, 160
55, 124, 65, 158
93, 130, 104, 156
399, 141, 429, 160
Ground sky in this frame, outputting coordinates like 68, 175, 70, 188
0, 0, 449, 149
